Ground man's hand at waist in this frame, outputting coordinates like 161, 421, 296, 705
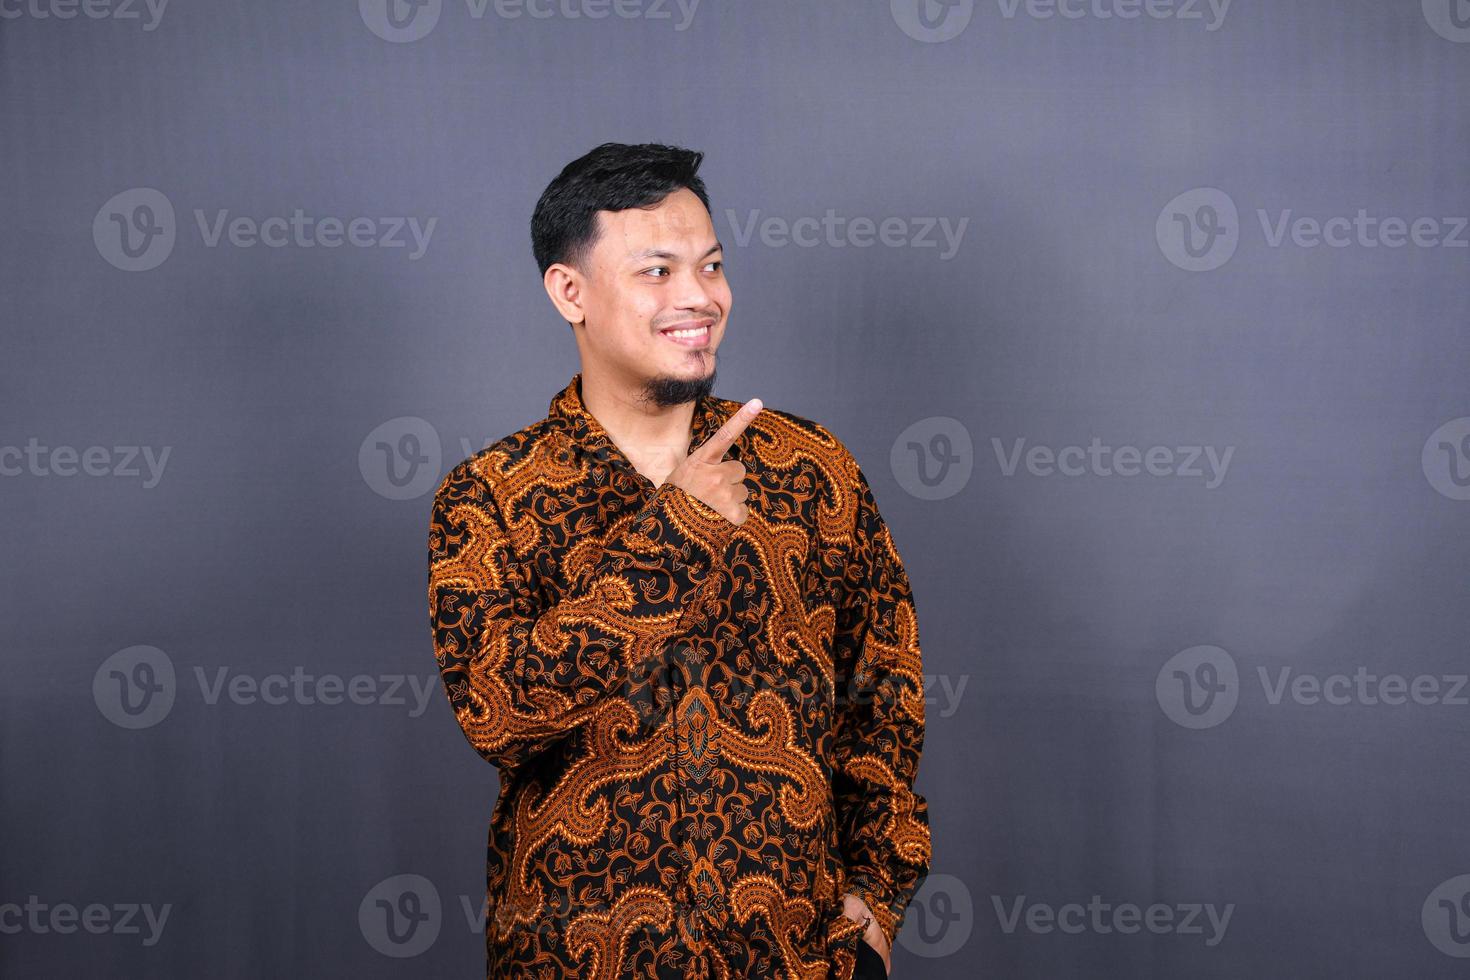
842, 891, 891, 975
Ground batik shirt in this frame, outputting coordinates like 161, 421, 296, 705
427, 372, 931, 979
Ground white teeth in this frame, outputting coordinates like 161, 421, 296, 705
665, 327, 707, 338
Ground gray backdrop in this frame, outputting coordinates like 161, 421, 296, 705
4, 0, 1469, 976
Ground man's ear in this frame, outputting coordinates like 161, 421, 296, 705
543, 262, 586, 326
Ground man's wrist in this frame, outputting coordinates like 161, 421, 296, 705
843, 881, 899, 950
842, 891, 890, 953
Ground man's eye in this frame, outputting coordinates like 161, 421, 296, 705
644, 267, 669, 278
704, 261, 723, 273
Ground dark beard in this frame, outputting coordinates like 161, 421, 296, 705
641, 367, 716, 408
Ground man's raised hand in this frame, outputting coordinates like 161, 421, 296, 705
664, 397, 763, 526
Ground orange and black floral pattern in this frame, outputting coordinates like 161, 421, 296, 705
427, 373, 931, 979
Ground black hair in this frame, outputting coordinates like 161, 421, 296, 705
530, 142, 711, 277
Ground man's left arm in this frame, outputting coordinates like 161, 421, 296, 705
831, 460, 933, 954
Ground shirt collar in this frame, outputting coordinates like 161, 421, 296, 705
547, 371, 732, 468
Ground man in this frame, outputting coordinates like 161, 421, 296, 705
427, 142, 930, 979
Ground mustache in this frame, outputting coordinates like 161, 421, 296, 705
654, 313, 721, 329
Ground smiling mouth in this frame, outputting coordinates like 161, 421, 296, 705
659, 323, 712, 347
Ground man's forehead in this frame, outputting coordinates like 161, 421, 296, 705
593, 203, 717, 260
603, 196, 705, 232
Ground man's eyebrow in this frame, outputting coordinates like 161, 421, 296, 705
625, 242, 724, 262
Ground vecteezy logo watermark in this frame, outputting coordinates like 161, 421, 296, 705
94, 188, 438, 271
94, 646, 178, 730
93, 646, 441, 729
992, 437, 1234, 489
360, 874, 442, 958
1156, 188, 1239, 272
0, 439, 171, 487
360, 417, 444, 501
359, 873, 587, 956
1423, 0, 1470, 43
1422, 417, 1470, 501
1423, 874, 1470, 957
1156, 645, 1239, 729
891, 0, 1229, 42
891, 417, 974, 501
93, 188, 176, 272
360, 420, 532, 500
1158, 187, 1470, 271
898, 873, 974, 958
359, 0, 443, 42
722, 209, 969, 261
0, 896, 172, 947
992, 894, 1234, 946
1157, 645, 1470, 730
891, 0, 975, 42
0, 0, 168, 29
359, 0, 701, 43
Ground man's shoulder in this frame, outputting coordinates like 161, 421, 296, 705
433, 414, 563, 502
719, 397, 862, 480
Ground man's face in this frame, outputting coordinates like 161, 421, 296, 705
570, 187, 730, 405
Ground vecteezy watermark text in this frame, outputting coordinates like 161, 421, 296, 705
94, 645, 440, 729
94, 188, 437, 271
0, 439, 170, 488
1157, 188, 1469, 272
993, 894, 1234, 946
992, 437, 1234, 489
1156, 645, 1470, 729
0, 0, 168, 29
995, 0, 1229, 29
0, 896, 171, 947
723, 209, 969, 261
359, 0, 701, 43
891, 0, 1230, 44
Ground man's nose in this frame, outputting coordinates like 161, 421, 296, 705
671, 266, 717, 311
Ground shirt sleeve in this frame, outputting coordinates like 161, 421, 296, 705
831, 460, 933, 950
427, 456, 735, 773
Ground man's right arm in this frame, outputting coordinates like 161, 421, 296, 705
427, 455, 734, 771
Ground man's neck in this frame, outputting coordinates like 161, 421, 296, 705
579, 370, 697, 478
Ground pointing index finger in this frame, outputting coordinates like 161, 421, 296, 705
692, 397, 763, 461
